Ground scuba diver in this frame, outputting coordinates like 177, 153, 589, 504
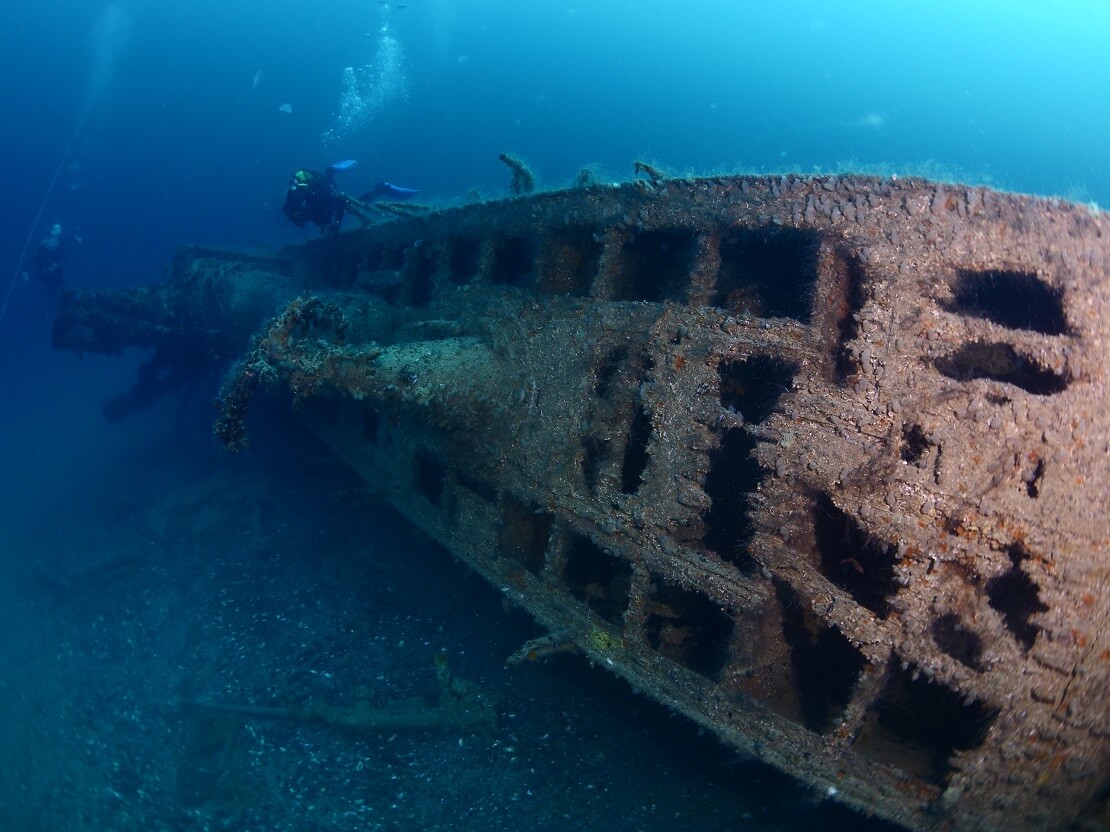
281, 160, 419, 234
26, 223, 69, 301
282, 160, 358, 233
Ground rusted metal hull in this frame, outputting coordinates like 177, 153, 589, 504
55, 173, 1110, 831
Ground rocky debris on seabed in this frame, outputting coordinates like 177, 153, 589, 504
0, 415, 890, 832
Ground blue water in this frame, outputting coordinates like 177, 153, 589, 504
0, 2, 1107, 829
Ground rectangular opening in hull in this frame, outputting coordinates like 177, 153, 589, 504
718, 354, 798, 424
703, 428, 761, 572
715, 228, 819, 322
935, 342, 1068, 395
645, 576, 734, 680
855, 663, 997, 786
491, 236, 536, 286
562, 532, 632, 625
775, 581, 866, 733
811, 493, 899, 617
498, 496, 552, 574
540, 228, 603, 295
616, 229, 696, 302
415, 451, 446, 507
449, 238, 481, 285
946, 269, 1068, 335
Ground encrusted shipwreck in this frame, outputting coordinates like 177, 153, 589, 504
54, 169, 1109, 831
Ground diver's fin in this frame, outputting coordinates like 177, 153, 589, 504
328, 159, 358, 172
361, 181, 419, 202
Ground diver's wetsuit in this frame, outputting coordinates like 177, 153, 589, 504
282, 169, 349, 233
281, 161, 414, 233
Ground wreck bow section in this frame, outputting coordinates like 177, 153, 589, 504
56, 174, 1110, 831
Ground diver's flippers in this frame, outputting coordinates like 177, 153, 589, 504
361, 181, 419, 202
328, 159, 358, 173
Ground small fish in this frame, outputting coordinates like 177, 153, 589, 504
252, 69, 264, 90
844, 112, 886, 130
278, 102, 293, 114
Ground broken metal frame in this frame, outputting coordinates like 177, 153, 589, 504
180, 653, 497, 736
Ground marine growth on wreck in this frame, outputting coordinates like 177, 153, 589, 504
55, 166, 1110, 832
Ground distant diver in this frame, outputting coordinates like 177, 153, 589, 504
281, 160, 417, 233
26, 223, 68, 301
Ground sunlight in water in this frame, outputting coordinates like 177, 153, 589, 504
84, 3, 132, 118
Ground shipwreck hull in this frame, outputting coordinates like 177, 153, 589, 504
56, 173, 1109, 830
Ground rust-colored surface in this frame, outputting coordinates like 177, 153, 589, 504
55, 173, 1110, 831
